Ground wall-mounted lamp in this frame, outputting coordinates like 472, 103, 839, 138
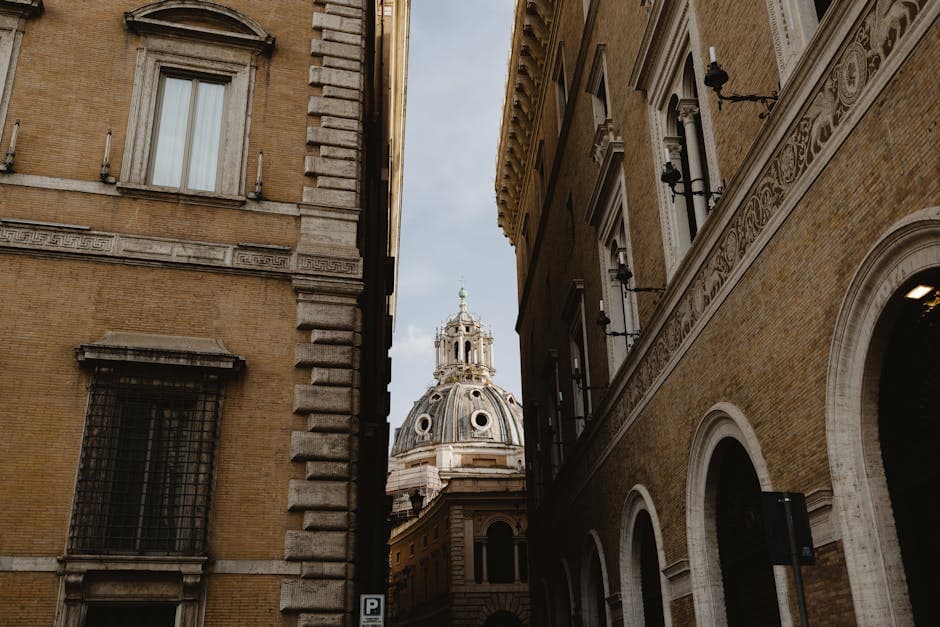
615, 251, 665, 294
660, 146, 723, 207
100, 129, 116, 184
0, 119, 20, 173
571, 357, 604, 393
704, 46, 778, 118
596, 298, 641, 343
248, 149, 264, 199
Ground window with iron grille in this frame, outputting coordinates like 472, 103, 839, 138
68, 367, 222, 556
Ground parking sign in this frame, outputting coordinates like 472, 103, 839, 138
360, 594, 384, 626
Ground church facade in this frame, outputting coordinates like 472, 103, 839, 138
496, 0, 937, 625
387, 291, 530, 627
0, 1, 409, 625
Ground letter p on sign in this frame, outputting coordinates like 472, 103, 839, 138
360, 594, 384, 626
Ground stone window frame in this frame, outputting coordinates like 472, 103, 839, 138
470, 409, 492, 432
58, 331, 244, 627
552, 43, 568, 134
685, 402, 793, 626
0, 1, 43, 143
764, 0, 831, 83
580, 529, 613, 627
619, 485, 673, 626
631, 0, 721, 278
593, 174, 640, 377
825, 207, 940, 624
563, 280, 593, 436
586, 44, 611, 129
117, 1, 274, 207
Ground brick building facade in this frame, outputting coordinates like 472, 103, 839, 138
0, 1, 409, 625
495, 0, 937, 625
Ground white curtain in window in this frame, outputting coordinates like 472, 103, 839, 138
187, 81, 225, 192
151, 77, 192, 188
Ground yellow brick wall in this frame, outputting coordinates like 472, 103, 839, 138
204, 575, 286, 626
0, 255, 300, 559
0, 573, 58, 626
5, 1, 313, 205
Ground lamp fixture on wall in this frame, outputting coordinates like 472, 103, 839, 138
660, 146, 724, 206
703, 46, 778, 118
100, 129, 116, 184
0, 119, 20, 173
248, 149, 263, 199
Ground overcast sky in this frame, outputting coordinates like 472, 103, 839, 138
389, 0, 519, 446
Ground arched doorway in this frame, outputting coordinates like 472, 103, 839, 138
483, 610, 523, 627
581, 534, 609, 627
621, 486, 670, 627
826, 209, 940, 623
634, 510, 666, 627
875, 269, 939, 624
711, 438, 781, 626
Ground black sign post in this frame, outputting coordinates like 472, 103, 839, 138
761, 491, 813, 627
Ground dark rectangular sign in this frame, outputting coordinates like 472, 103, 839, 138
761, 491, 815, 566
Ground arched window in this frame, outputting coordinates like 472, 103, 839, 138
486, 521, 515, 583
454, 341, 459, 360
465, 340, 472, 363
621, 488, 670, 626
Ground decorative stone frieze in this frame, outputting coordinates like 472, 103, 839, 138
0, 219, 363, 278
554, 0, 934, 509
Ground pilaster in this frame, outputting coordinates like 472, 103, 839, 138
281, 1, 369, 624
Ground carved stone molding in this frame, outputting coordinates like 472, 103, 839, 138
558, 0, 933, 506
0, 219, 363, 279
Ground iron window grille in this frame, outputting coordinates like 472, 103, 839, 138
68, 366, 223, 556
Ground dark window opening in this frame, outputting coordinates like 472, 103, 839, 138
474, 541, 484, 583
878, 270, 940, 625
486, 522, 515, 583
85, 604, 176, 627
589, 548, 607, 627
69, 367, 221, 556
636, 510, 666, 627
714, 439, 781, 626
465, 341, 472, 362
596, 76, 609, 121
814, 0, 832, 21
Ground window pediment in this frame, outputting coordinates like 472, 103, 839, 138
125, 1, 274, 53
76, 331, 245, 372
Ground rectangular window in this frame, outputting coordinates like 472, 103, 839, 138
150, 75, 226, 192
69, 367, 222, 556
84, 605, 177, 627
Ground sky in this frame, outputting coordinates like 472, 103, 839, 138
389, 0, 520, 446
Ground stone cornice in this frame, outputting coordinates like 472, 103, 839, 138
540, 0, 935, 516
0, 218, 362, 279
495, 0, 557, 241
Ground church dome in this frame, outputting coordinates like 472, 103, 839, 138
390, 288, 524, 460
391, 379, 523, 456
